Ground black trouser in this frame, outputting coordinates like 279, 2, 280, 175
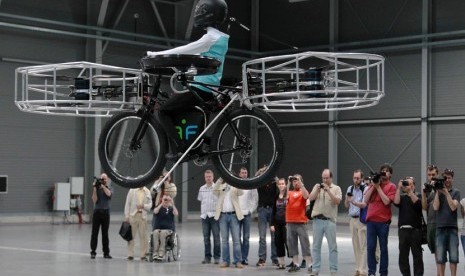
90, 209, 110, 255
159, 88, 214, 151
398, 228, 424, 276
274, 223, 288, 258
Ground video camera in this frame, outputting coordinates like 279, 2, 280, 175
369, 171, 387, 183
431, 177, 446, 190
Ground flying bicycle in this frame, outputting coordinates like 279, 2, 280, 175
97, 54, 284, 189
14, 51, 385, 190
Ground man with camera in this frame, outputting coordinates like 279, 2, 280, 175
421, 164, 439, 260
90, 173, 113, 259
363, 164, 396, 276
433, 168, 461, 276
308, 169, 342, 276
393, 177, 424, 276
344, 169, 368, 276
286, 174, 313, 273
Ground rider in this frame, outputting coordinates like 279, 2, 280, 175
146, 0, 229, 159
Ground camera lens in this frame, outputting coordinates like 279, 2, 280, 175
401, 180, 409, 186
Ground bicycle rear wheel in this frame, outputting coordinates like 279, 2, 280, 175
98, 111, 168, 188
211, 107, 283, 189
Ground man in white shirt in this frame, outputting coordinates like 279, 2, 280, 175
197, 169, 221, 264
213, 177, 244, 268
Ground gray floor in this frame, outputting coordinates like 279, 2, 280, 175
0, 218, 462, 276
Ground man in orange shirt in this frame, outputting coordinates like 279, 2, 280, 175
286, 174, 313, 273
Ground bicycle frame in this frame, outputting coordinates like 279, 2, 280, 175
136, 72, 246, 185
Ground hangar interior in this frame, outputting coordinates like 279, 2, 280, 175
1, 0, 465, 223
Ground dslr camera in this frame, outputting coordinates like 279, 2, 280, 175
94, 176, 105, 189
401, 179, 410, 187
432, 177, 446, 190
369, 171, 387, 183
423, 182, 433, 193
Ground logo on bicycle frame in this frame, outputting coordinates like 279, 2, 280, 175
176, 118, 198, 141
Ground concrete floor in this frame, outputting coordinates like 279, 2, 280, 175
0, 217, 463, 276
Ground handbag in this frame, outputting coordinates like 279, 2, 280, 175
305, 200, 315, 220
119, 221, 133, 241
421, 215, 428, 245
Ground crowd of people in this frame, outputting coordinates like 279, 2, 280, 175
89, 163, 465, 276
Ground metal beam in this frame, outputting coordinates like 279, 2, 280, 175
328, 0, 339, 183
184, 0, 198, 40
420, 0, 431, 185
150, 0, 171, 46
103, 0, 131, 53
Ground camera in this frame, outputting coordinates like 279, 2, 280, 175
401, 179, 409, 187
347, 192, 353, 197
288, 176, 297, 181
432, 177, 446, 190
423, 182, 433, 193
369, 171, 387, 183
319, 183, 325, 189
94, 177, 104, 189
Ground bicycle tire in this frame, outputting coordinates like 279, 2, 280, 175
211, 107, 284, 189
98, 111, 168, 188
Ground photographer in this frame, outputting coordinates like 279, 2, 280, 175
421, 165, 439, 258
344, 169, 368, 276
363, 164, 396, 276
432, 168, 460, 276
393, 177, 423, 276
285, 174, 313, 273
308, 169, 342, 276
90, 173, 113, 259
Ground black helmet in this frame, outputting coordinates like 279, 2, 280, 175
194, 0, 228, 28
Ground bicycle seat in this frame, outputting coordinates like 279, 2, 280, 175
141, 54, 221, 76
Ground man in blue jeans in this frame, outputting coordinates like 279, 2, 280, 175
213, 178, 244, 268
363, 164, 396, 276
256, 165, 279, 266
433, 168, 460, 276
308, 169, 342, 276
197, 169, 220, 264
237, 167, 258, 265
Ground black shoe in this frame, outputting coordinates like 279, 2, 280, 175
241, 260, 248, 265
272, 260, 279, 266
127, 256, 134, 261
300, 259, 306, 268
286, 261, 294, 267
288, 264, 300, 273
256, 259, 266, 266
90, 252, 96, 259
201, 258, 211, 264
103, 254, 112, 259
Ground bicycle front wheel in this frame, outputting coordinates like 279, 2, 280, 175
211, 107, 284, 189
98, 112, 168, 188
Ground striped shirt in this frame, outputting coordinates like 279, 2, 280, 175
198, 184, 218, 219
